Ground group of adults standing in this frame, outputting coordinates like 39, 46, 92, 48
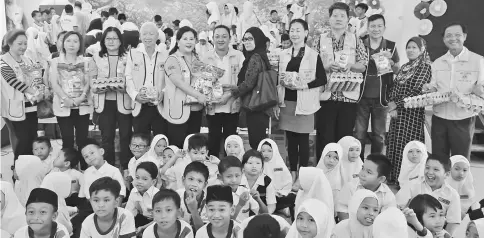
1, 1, 483, 184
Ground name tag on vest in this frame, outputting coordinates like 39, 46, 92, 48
274, 168, 283, 172
460, 195, 469, 199
438, 197, 450, 205
409, 175, 419, 181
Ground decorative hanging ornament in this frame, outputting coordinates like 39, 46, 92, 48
430, 0, 447, 17
369, 0, 381, 9
418, 19, 433, 36
414, 2, 431, 19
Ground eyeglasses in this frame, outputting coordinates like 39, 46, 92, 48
130, 144, 147, 149
105, 38, 119, 42
242, 37, 254, 42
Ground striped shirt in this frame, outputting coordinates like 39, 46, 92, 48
1, 59, 28, 92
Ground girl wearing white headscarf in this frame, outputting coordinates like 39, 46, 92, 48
41, 172, 73, 235
332, 189, 380, 238
0, 181, 27, 235
225, 135, 245, 160
25, 27, 42, 63
398, 141, 428, 189
221, 3, 237, 28
338, 136, 363, 184
145, 134, 170, 168
316, 143, 344, 206
372, 207, 408, 238
195, 31, 214, 60
286, 198, 335, 238
206, 2, 220, 30
447, 155, 475, 219
257, 139, 293, 197
295, 167, 334, 216
14, 155, 44, 206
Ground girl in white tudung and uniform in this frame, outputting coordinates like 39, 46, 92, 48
398, 141, 428, 189
285, 198, 335, 238
316, 143, 344, 208
294, 167, 334, 217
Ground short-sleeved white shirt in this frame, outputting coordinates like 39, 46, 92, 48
79, 161, 126, 199
166, 157, 219, 191
195, 220, 241, 238
60, 14, 78, 31
125, 186, 160, 218
232, 186, 259, 223
80, 207, 136, 238
65, 168, 83, 194
14, 223, 70, 238
128, 156, 159, 181
336, 180, 396, 214
240, 174, 277, 205
396, 178, 461, 224
290, 3, 308, 20
176, 188, 208, 225
142, 220, 193, 238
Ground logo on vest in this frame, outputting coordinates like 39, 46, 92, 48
274, 168, 283, 172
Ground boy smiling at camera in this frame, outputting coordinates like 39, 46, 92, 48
80, 177, 136, 238
396, 155, 461, 235
336, 154, 396, 221
195, 185, 241, 238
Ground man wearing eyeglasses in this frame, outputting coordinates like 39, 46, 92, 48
423, 23, 484, 162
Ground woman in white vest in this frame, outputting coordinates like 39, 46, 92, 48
315, 2, 369, 160
163, 26, 208, 148
201, 25, 245, 157
276, 19, 327, 182
89, 27, 133, 169
50, 31, 92, 169
1, 30, 42, 161
126, 22, 168, 136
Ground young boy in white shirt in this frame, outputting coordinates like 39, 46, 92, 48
267, 10, 281, 32
52, 147, 84, 209
166, 134, 220, 191
396, 155, 461, 235
218, 156, 259, 223
126, 133, 156, 188
281, 4, 293, 34
80, 177, 136, 238
59, 4, 78, 32
142, 189, 194, 238
31, 10, 44, 32
125, 161, 160, 235
32, 136, 55, 176
336, 154, 396, 221
349, 3, 369, 38
195, 185, 241, 238
289, 0, 309, 23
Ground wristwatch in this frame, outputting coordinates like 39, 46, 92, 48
416, 227, 428, 237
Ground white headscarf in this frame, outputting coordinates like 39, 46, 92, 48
146, 134, 170, 163
41, 172, 73, 235
316, 143, 344, 192
183, 134, 195, 151
295, 167, 334, 216
471, 219, 484, 237
398, 141, 428, 188
206, 2, 220, 26
224, 135, 245, 161
333, 189, 380, 238
338, 136, 363, 184
195, 31, 214, 59
372, 207, 408, 238
14, 155, 44, 206
257, 138, 292, 196
220, 3, 237, 28
0, 181, 27, 235
25, 27, 41, 63
179, 19, 193, 28
286, 199, 335, 238
447, 155, 475, 199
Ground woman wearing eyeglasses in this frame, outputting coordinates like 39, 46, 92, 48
89, 27, 133, 169
227, 27, 271, 149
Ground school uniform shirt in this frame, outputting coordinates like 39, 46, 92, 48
14, 223, 69, 238
43, 21, 54, 43
195, 220, 241, 238
240, 174, 277, 206
142, 220, 194, 238
290, 3, 309, 20
59, 14, 78, 31
127, 156, 159, 180
165, 157, 220, 191
80, 207, 136, 238
233, 185, 260, 223
349, 16, 368, 38
396, 178, 461, 224
79, 161, 126, 199
32, 22, 44, 32
40, 154, 55, 176
336, 179, 396, 214
281, 14, 290, 32
126, 186, 160, 218
65, 168, 83, 194
103, 16, 122, 31
176, 188, 209, 227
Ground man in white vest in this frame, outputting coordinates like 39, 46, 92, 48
126, 22, 168, 136
423, 23, 484, 160
316, 2, 369, 159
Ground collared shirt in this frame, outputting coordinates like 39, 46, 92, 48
80, 207, 136, 238
240, 174, 277, 205
142, 220, 194, 238
431, 47, 484, 120
290, 3, 308, 20
195, 220, 240, 238
65, 168, 83, 194
14, 223, 69, 238
32, 22, 44, 32
232, 186, 260, 223
59, 14, 78, 32
177, 188, 208, 225
127, 155, 158, 180
166, 157, 220, 191
336, 179, 396, 214
103, 16, 122, 31
125, 186, 159, 218
40, 154, 54, 176
79, 161, 126, 199
396, 178, 461, 224
125, 44, 164, 101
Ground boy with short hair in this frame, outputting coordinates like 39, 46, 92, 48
195, 185, 241, 238
52, 147, 84, 208
281, 4, 292, 34
218, 156, 259, 223
349, 3, 369, 38
33, 136, 54, 176
396, 155, 461, 235
266, 10, 280, 32
125, 161, 160, 233
280, 33, 292, 49
31, 10, 44, 32
80, 177, 136, 238
126, 133, 156, 187
13, 188, 70, 238
166, 134, 219, 191
336, 153, 396, 220
289, 0, 309, 23
142, 189, 194, 238
59, 4, 78, 32
177, 161, 210, 231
